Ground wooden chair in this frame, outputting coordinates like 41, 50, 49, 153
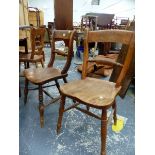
57, 29, 135, 155
24, 29, 76, 127
19, 27, 45, 69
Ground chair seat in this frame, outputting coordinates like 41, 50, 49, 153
19, 53, 43, 62
24, 67, 67, 84
60, 77, 121, 108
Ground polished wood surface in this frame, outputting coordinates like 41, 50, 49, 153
19, 53, 43, 62
54, 0, 73, 30
60, 77, 121, 108
24, 67, 67, 85
110, 21, 135, 97
57, 29, 135, 155
48, 30, 76, 74
89, 56, 123, 67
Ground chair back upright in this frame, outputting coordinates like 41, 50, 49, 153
48, 30, 76, 74
82, 29, 135, 88
30, 27, 45, 59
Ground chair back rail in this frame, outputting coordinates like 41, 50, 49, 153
82, 29, 135, 88
48, 29, 76, 74
30, 27, 45, 59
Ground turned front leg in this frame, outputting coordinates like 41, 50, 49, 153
112, 100, 117, 125
24, 78, 29, 105
38, 85, 44, 128
101, 109, 107, 155
57, 95, 66, 134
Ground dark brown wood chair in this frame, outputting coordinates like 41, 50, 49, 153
24, 29, 76, 128
19, 27, 45, 69
57, 29, 135, 155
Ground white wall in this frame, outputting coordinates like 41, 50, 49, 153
28, 0, 135, 25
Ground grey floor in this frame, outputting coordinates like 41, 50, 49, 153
19, 47, 135, 155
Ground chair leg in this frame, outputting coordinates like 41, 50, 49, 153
55, 79, 61, 94
19, 62, 21, 72
41, 59, 44, 68
24, 62, 27, 69
38, 85, 44, 128
112, 100, 117, 125
35, 62, 38, 68
57, 95, 66, 134
63, 77, 68, 83
24, 78, 29, 105
101, 109, 107, 155
86, 105, 90, 111
27, 62, 29, 68
19, 84, 21, 97
42, 51, 45, 61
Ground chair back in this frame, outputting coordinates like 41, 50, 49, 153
30, 27, 45, 59
48, 29, 76, 74
82, 29, 135, 88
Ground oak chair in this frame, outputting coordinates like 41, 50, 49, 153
24, 29, 76, 127
19, 27, 45, 69
57, 29, 135, 155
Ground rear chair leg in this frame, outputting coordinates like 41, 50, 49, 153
38, 85, 45, 128
63, 77, 68, 83
24, 78, 29, 105
41, 59, 44, 68
57, 95, 66, 134
55, 79, 61, 94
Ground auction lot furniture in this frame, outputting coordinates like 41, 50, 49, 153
57, 29, 135, 155
24, 30, 76, 127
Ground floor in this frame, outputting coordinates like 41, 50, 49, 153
19, 47, 135, 155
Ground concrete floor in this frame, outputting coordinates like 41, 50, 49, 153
19, 47, 135, 155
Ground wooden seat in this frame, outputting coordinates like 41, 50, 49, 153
57, 29, 135, 155
19, 53, 43, 63
24, 67, 66, 85
19, 27, 45, 68
24, 29, 76, 128
61, 77, 121, 108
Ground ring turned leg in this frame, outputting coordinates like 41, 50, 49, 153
112, 100, 117, 125
38, 85, 44, 128
101, 109, 107, 155
57, 95, 66, 134
24, 78, 29, 105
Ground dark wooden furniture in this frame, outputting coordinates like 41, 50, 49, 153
81, 15, 98, 31
110, 20, 135, 98
54, 0, 73, 30
19, 38, 29, 70
19, 27, 45, 68
85, 13, 114, 29
57, 29, 135, 155
24, 30, 76, 127
19, 38, 28, 97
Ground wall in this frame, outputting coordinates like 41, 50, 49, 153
28, 0, 135, 25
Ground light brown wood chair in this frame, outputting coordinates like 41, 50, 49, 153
24, 29, 76, 127
57, 29, 135, 155
19, 27, 45, 69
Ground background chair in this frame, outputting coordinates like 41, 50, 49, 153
57, 29, 135, 155
19, 27, 45, 69
24, 29, 76, 127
